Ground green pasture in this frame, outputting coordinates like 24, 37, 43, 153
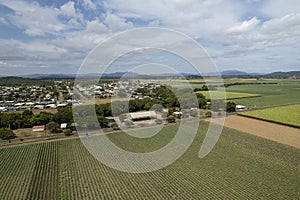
197, 91, 260, 100
0, 122, 299, 199
226, 82, 300, 106
239, 104, 300, 127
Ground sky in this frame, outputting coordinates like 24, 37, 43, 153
0, 0, 299, 76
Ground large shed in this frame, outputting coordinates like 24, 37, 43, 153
128, 111, 157, 121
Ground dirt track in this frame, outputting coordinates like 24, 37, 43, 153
204, 115, 300, 149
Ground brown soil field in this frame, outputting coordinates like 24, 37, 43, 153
13, 128, 50, 138
204, 115, 300, 149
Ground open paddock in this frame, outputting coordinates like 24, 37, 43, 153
204, 115, 300, 149
239, 104, 300, 128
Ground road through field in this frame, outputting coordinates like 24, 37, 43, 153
204, 115, 300, 149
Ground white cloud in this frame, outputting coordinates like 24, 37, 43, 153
260, 0, 300, 18
60, 1, 84, 26
86, 19, 107, 34
261, 13, 300, 37
104, 12, 133, 32
1, 0, 66, 36
60, 1, 77, 19
226, 17, 260, 35
0, 0, 300, 75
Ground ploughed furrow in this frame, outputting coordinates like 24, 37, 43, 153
0, 121, 299, 199
25, 142, 58, 200
0, 145, 39, 200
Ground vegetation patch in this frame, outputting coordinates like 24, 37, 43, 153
239, 104, 300, 127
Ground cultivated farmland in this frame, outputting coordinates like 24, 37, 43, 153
225, 80, 300, 107
239, 104, 300, 127
0, 122, 299, 199
197, 91, 260, 100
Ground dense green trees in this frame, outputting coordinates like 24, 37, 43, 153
53, 108, 73, 124
30, 112, 53, 126
0, 128, 16, 140
226, 101, 236, 112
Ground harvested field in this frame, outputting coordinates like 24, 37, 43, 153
204, 115, 300, 149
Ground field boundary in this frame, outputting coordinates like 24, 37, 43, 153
226, 94, 261, 100
238, 113, 300, 129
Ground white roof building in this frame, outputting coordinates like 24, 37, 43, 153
236, 105, 246, 109
128, 111, 157, 120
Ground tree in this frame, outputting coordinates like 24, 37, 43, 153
196, 93, 207, 109
167, 107, 174, 116
111, 122, 119, 130
0, 128, 16, 140
97, 116, 108, 128
47, 122, 61, 133
226, 101, 236, 112
166, 115, 176, 123
22, 110, 34, 128
53, 108, 73, 124
30, 112, 53, 126
63, 129, 72, 136
205, 111, 212, 117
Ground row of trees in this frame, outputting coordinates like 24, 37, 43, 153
0, 108, 73, 130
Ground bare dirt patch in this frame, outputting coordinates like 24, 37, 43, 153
204, 115, 300, 149
13, 128, 50, 138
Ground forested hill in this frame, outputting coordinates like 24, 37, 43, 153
0, 77, 55, 86
264, 71, 300, 78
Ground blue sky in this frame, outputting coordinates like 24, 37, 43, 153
0, 0, 299, 75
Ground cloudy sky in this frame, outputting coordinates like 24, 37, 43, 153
0, 0, 299, 75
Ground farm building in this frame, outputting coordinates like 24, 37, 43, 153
60, 123, 67, 129
32, 125, 45, 132
236, 105, 246, 111
128, 111, 157, 121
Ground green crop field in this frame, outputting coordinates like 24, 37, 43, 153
225, 80, 300, 107
197, 91, 260, 100
0, 123, 299, 199
239, 104, 300, 127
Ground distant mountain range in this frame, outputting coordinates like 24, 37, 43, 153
3, 70, 299, 79
264, 71, 300, 78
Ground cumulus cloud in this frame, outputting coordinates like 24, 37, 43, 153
1, 0, 65, 36
104, 12, 133, 32
261, 13, 300, 36
226, 17, 260, 34
60, 1, 77, 18
60, 1, 84, 26
0, 0, 299, 75
86, 19, 107, 34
